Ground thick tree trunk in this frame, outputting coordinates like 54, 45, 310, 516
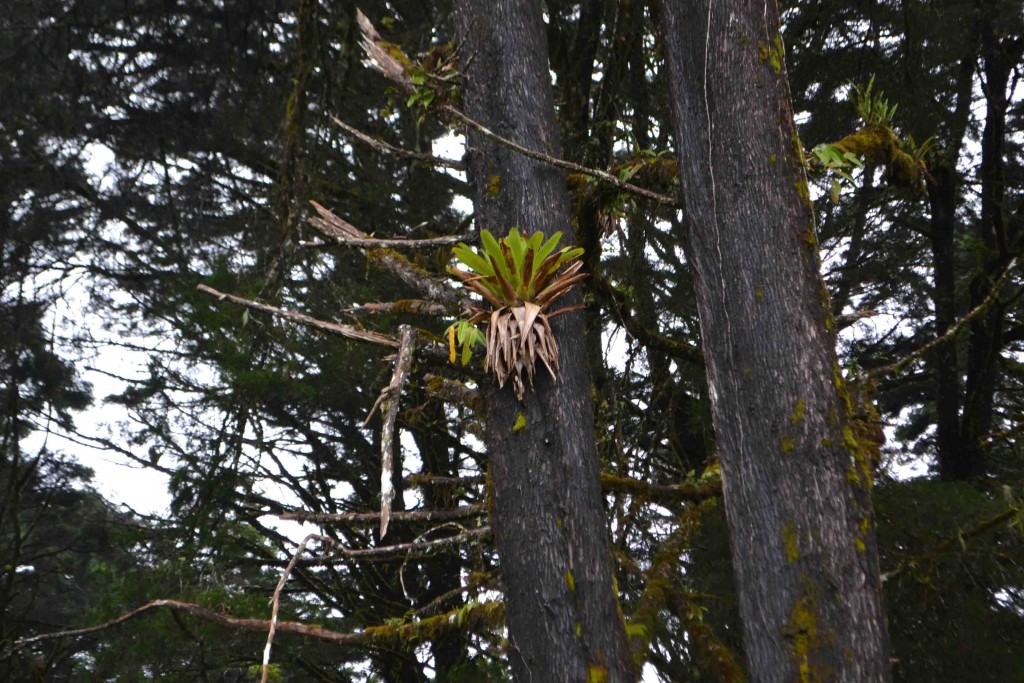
657, 1, 891, 680
453, 2, 634, 681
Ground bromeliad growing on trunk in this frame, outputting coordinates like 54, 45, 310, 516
446, 228, 586, 400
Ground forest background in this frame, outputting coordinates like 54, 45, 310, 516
2, 0, 1024, 681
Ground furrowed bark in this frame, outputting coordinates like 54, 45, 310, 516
453, 1, 634, 680
657, 1, 891, 680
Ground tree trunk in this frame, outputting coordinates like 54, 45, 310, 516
656, 1, 892, 680
960, 21, 1020, 478
453, 2, 634, 681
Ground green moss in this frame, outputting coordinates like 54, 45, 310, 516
363, 599, 505, 647
782, 523, 800, 564
487, 174, 501, 197
854, 517, 870, 552
565, 569, 575, 592
769, 154, 777, 165
787, 591, 821, 682
790, 399, 806, 425
588, 664, 608, 683
755, 284, 764, 302
758, 33, 785, 74
780, 435, 797, 453
795, 179, 811, 203
512, 410, 526, 433
791, 131, 809, 170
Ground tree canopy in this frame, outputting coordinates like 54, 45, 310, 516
2, 1, 1023, 681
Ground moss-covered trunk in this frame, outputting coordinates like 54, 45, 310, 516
453, 1, 634, 681
656, 0, 892, 679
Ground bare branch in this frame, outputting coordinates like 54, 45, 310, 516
869, 255, 1020, 378
367, 325, 419, 538
196, 284, 401, 349
299, 219, 468, 248
441, 104, 678, 206
261, 526, 491, 564
278, 505, 484, 525
4, 599, 353, 652
308, 201, 469, 309
5, 595, 505, 654
332, 115, 465, 170
600, 472, 721, 504
262, 534, 331, 683
343, 300, 449, 316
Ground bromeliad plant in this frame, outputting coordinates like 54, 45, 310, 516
446, 228, 586, 400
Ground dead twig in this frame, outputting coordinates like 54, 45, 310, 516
332, 115, 465, 170
365, 325, 418, 538
197, 284, 400, 349
262, 534, 333, 683
308, 201, 468, 309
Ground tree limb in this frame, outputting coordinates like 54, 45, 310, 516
4, 595, 505, 654
196, 283, 401, 348
332, 115, 465, 170
262, 534, 330, 683
869, 255, 1019, 378
277, 505, 483, 525
368, 325, 418, 538
308, 201, 469, 309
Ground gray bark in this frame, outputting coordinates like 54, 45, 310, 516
657, 0, 892, 679
453, 1, 634, 680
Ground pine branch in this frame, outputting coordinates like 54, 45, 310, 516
881, 504, 1021, 583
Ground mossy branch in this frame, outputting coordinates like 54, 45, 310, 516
868, 255, 1019, 378
278, 505, 483, 525
4, 596, 506, 657
881, 504, 1021, 583
601, 472, 721, 504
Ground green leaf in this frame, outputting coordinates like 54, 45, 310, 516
505, 228, 527, 286
481, 230, 516, 303
452, 242, 493, 276
536, 231, 564, 264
